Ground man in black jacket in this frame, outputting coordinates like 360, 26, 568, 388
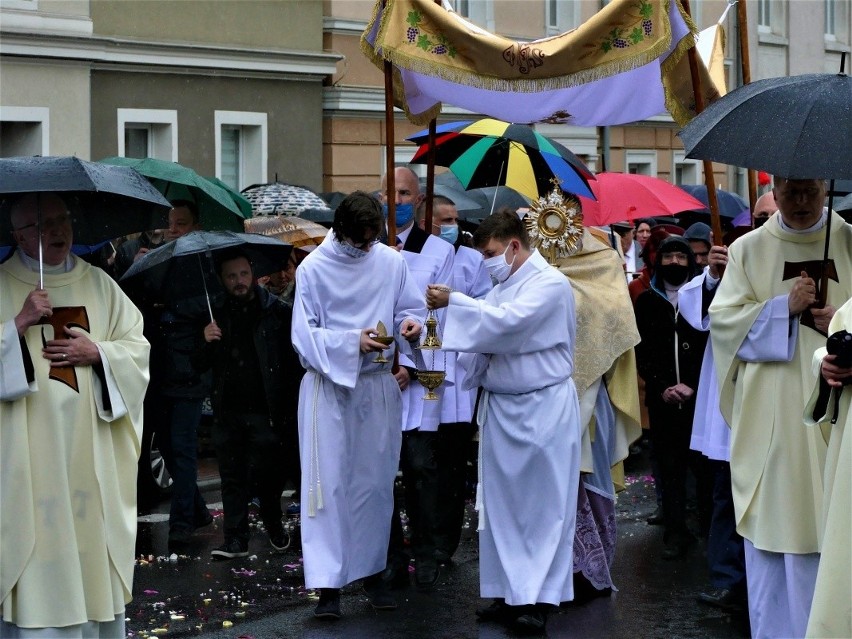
634, 235, 711, 560
197, 250, 301, 559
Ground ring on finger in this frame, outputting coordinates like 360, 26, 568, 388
61, 353, 67, 360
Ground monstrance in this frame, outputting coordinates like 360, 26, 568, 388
524, 180, 585, 265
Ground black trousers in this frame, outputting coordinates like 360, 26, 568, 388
212, 411, 285, 543
648, 403, 712, 544
433, 421, 476, 558
388, 429, 440, 567
706, 460, 746, 590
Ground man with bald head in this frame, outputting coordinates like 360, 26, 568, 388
752, 190, 777, 228
0, 192, 149, 636
709, 177, 852, 638
377, 166, 454, 592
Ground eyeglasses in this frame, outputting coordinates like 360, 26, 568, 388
14, 213, 72, 233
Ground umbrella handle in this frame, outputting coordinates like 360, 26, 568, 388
490, 162, 506, 216
197, 254, 214, 323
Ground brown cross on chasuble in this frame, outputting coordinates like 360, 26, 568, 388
782, 259, 838, 335
39, 306, 90, 392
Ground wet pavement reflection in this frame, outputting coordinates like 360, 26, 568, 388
129, 450, 751, 638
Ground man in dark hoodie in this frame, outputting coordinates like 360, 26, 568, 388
633, 235, 711, 560
197, 250, 301, 560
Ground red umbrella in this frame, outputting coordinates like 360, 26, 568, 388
577, 173, 705, 227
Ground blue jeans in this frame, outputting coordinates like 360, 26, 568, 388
157, 397, 208, 532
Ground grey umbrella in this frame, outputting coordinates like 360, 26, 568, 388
678, 71, 852, 180
0, 155, 171, 287
0, 156, 171, 245
120, 230, 292, 321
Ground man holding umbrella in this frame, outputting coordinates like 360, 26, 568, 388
0, 193, 149, 636
709, 177, 852, 638
195, 249, 300, 560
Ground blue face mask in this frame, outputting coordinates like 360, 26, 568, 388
438, 224, 459, 245
382, 203, 414, 228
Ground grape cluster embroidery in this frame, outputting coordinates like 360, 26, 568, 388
406, 10, 458, 58
599, 0, 654, 53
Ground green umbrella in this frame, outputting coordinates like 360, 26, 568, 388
205, 176, 253, 220
99, 157, 249, 231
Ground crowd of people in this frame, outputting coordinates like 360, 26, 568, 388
0, 169, 849, 639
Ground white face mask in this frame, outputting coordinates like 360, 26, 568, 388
483, 242, 515, 283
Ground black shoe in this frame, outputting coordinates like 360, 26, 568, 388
646, 506, 664, 525
363, 577, 398, 610
476, 599, 513, 623
211, 538, 249, 560
380, 564, 410, 589
415, 560, 440, 590
314, 588, 342, 619
434, 549, 453, 567
269, 530, 290, 553
661, 535, 694, 560
513, 607, 547, 635
168, 527, 193, 546
194, 509, 214, 528
696, 587, 746, 611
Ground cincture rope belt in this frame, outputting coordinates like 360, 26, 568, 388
307, 367, 392, 517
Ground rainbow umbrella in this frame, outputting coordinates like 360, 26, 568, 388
408, 118, 595, 201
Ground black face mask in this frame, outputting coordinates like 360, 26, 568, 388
754, 216, 769, 228
659, 263, 689, 286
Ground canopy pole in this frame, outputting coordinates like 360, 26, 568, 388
384, 60, 397, 246
736, 0, 758, 215
682, 0, 724, 248
425, 119, 437, 232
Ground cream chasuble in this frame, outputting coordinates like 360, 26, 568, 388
709, 211, 852, 554
804, 297, 852, 639
0, 254, 149, 628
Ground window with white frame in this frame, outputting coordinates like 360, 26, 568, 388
626, 150, 657, 176
546, 0, 579, 35
381, 147, 423, 178
825, 0, 850, 43
0, 106, 49, 157
449, 0, 491, 29
757, 0, 771, 30
673, 152, 701, 185
826, 0, 836, 36
214, 111, 267, 192
117, 109, 177, 160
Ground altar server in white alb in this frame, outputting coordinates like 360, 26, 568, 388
291, 191, 424, 620
1, 193, 150, 638
426, 210, 580, 635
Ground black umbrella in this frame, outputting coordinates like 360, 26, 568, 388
679, 58, 851, 306
120, 230, 292, 320
678, 71, 852, 180
0, 156, 171, 245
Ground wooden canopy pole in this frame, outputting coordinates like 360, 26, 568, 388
384, 60, 397, 246
681, 0, 724, 247
736, 0, 758, 215
425, 119, 437, 231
